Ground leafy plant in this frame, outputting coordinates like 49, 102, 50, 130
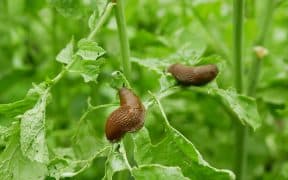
0, 0, 287, 179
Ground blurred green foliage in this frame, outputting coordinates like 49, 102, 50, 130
0, 0, 288, 179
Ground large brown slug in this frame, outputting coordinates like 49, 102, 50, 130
168, 64, 218, 86
105, 88, 145, 142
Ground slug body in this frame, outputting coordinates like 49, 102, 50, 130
105, 88, 145, 142
168, 64, 218, 86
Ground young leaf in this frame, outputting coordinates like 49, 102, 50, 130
20, 86, 50, 164
211, 88, 261, 130
88, 11, 98, 31
88, 0, 108, 30
69, 58, 105, 83
132, 164, 189, 180
110, 71, 131, 90
56, 38, 74, 64
76, 39, 106, 61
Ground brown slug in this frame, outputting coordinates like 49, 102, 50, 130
168, 63, 218, 86
105, 88, 145, 142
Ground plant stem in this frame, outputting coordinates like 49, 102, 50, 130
235, 1, 274, 179
234, 125, 247, 180
233, 0, 244, 94
87, 2, 115, 40
233, 0, 246, 180
247, 0, 274, 97
256, 0, 274, 45
246, 56, 261, 96
114, 0, 131, 81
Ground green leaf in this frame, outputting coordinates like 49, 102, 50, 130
0, 89, 39, 118
76, 39, 106, 60
56, 38, 74, 64
88, 10, 98, 31
134, 94, 235, 180
133, 128, 234, 180
0, 133, 47, 180
167, 43, 205, 65
131, 53, 222, 75
88, 1, 108, 30
211, 88, 261, 130
48, 0, 106, 19
20, 85, 50, 163
48, 147, 77, 179
0, 122, 19, 140
131, 57, 170, 74
159, 73, 176, 92
258, 86, 288, 105
132, 164, 189, 180
110, 71, 131, 90
103, 145, 129, 180
69, 58, 105, 83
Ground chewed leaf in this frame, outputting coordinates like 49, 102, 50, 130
0, 134, 47, 180
132, 164, 189, 180
56, 38, 74, 64
133, 128, 234, 180
103, 145, 129, 180
76, 39, 106, 60
211, 88, 261, 130
69, 58, 105, 83
20, 87, 50, 163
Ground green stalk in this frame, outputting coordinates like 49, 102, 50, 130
246, 55, 262, 96
256, 0, 274, 45
234, 1, 274, 179
233, 0, 244, 94
234, 125, 247, 180
114, 0, 131, 81
88, 2, 115, 40
247, 0, 274, 97
233, 0, 246, 180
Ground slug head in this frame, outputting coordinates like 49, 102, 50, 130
119, 87, 142, 108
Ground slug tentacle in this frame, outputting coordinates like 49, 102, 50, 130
105, 88, 145, 142
168, 63, 218, 86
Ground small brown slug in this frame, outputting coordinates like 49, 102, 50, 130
105, 88, 145, 142
168, 63, 219, 86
